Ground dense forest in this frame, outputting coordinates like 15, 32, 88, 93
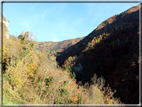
57, 3, 140, 103
2, 4, 141, 105
56, 3, 140, 104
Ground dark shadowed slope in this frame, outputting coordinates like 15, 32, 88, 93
56, 4, 141, 104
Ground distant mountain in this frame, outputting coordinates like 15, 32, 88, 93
34, 37, 84, 56
56, 4, 141, 104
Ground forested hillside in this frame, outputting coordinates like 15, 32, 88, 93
2, 4, 141, 105
34, 37, 83, 56
3, 32, 121, 105
56, 4, 141, 104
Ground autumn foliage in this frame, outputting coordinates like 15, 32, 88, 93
3, 4, 140, 105
2, 31, 121, 105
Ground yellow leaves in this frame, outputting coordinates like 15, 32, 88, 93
72, 95, 78, 104
9, 67, 22, 87
31, 63, 37, 70
64, 80, 81, 104
25, 51, 39, 78
107, 99, 113, 104
95, 39, 100, 43
7, 60, 28, 88
3, 45, 7, 52
39, 53, 43, 58
97, 38, 100, 43
17, 59, 23, 68
3, 45, 7, 62
27, 62, 38, 78
106, 33, 110, 36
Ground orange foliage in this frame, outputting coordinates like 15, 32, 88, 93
104, 37, 107, 39
58, 49, 64, 52
100, 35, 102, 40
92, 39, 96, 45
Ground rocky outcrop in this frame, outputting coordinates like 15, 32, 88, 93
73, 63, 83, 74
0, 13, 9, 39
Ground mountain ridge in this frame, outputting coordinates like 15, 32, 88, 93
34, 36, 84, 55
55, 4, 140, 104
34, 4, 140, 57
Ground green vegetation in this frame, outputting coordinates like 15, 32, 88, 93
78, 93, 83, 104
59, 89, 69, 96
65, 64, 76, 79
62, 81, 69, 88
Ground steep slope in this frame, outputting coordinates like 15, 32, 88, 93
2, 27, 119, 105
56, 4, 141, 104
0, 13, 9, 39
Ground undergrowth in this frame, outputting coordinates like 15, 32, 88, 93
2, 32, 122, 105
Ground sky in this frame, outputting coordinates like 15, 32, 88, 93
3, 2, 139, 42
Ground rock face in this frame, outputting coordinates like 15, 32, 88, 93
73, 63, 83, 74
0, 13, 9, 39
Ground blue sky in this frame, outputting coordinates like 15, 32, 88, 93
3, 2, 139, 42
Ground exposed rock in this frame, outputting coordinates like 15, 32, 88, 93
0, 13, 9, 39
73, 63, 83, 73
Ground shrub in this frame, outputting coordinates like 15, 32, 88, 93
63, 55, 77, 68
62, 81, 69, 88
2, 45, 7, 63
29, 43, 34, 49
59, 89, 69, 96
78, 93, 83, 104
65, 64, 76, 79
44, 77, 52, 86
8, 60, 27, 88
27, 62, 37, 78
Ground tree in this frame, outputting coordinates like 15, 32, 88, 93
18, 31, 30, 41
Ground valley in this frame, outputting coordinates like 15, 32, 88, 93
2, 4, 141, 105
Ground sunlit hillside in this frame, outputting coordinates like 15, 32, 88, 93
2, 33, 121, 105
2, 4, 141, 105
34, 37, 84, 56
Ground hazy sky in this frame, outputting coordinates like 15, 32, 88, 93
3, 2, 139, 42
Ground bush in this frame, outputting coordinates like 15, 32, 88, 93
63, 55, 77, 68
78, 93, 83, 104
44, 77, 52, 86
66, 64, 76, 79
62, 81, 69, 88
59, 89, 69, 96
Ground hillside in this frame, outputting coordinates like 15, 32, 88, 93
56, 4, 141, 104
2, 21, 122, 105
34, 37, 83, 56
2, 31, 121, 105
2, 4, 141, 105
